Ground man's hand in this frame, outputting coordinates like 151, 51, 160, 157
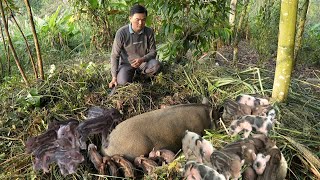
109, 77, 118, 88
131, 58, 144, 68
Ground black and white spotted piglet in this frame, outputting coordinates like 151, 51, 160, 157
228, 109, 276, 138
252, 153, 271, 175
236, 94, 271, 117
182, 130, 215, 163
183, 161, 226, 180
236, 94, 269, 107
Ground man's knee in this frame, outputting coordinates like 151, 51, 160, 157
117, 76, 131, 85
145, 59, 161, 75
117, 66, 135, 85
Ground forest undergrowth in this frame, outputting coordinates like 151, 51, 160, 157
0, 41, 319, 180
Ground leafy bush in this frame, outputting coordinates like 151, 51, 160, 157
148, 0, 231, 63
248, 0, 280, 61
299, 23, 320, 65
69, 0, 130, 49
68, 0, 231, 63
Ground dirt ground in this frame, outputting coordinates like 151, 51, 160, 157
215, 41, 320, 93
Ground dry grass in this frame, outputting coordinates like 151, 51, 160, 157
0, 54, 319, 180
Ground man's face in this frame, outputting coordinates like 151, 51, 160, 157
129, 13, 146, 33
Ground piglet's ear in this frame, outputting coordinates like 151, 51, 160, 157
252, 152, 257, 160
53, 141, 60, 147
65, 125, 70, 131
156, 150, 161, 156
265, 155, 271, 162
195, 139, 202, 147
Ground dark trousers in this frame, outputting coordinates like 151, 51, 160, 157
117, 59, 161, 85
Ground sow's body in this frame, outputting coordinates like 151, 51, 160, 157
102, 103, 216, 161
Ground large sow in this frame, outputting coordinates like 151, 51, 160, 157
102, 103, 217, 161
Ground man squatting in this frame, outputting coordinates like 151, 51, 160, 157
108, 4, 161, 88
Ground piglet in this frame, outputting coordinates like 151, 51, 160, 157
222, 139, 257, 165
103, 155, 119, 178
148, 148, 176, 165
229, 109, 276, 138
210, 150, 244, 180
236, 94, 269, 107
134, 156, 158, 175
243, 166, 257, 180
57, 120, 80, 148
184, 161, 226, 180
54, 149, 84, 176
111, 154, 135, 178
32, 138, 74, 173
252, 153, 271, 175
182, 130, 215, 163
76, 108, 122, 149
86, 106, 122, 120
257, 147, 287, 180
88, 144, 105, 175
33, 142, 59, 173
221, 99, 253, 122
25, 129, 57, 154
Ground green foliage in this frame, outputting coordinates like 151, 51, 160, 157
69, 0, 231, 63
248, 0, 320, 66
148, 0, 231, 63
37, 5, 80, 50
299, 23, 320, 65
0, 1, 86, 77
17, 88, 42, 109
248, 0, 280, 60
69, 0, 130, 49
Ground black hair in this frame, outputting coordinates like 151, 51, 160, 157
130, 4, 147, 17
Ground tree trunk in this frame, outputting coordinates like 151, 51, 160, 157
232, 0, 249, 66
24, 0, 44, 80
0, 52, 2, 79
7, 44, 11, 74
229, 0, 238, 32
0, 19, 6, 77
294, 0, 309, 67
0, 17, 10, 76
272, 0, 298, 102
9, 10, 38, 79
0, 1, 29, 86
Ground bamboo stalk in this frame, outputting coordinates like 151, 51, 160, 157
7, 8, 38, 79
229, 0, 238, 32
294, 0, 310, 67
232, 0, 249, 66
272, 0, 298, 102
0, 16, 8, 76
24, 0, 44, 80
0, 1, 29, 86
